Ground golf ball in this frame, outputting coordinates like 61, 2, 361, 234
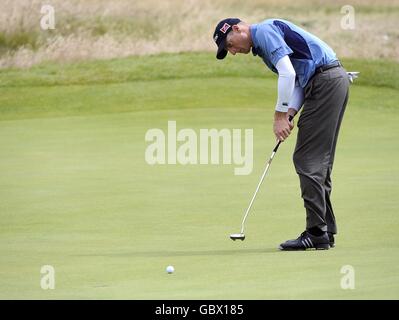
166, 265, 174, 274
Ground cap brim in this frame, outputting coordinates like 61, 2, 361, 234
216, 39, 227, 60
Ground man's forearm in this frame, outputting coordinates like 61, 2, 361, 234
275, 56, 296, 112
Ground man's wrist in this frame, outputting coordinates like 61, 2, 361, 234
274, 111, 287, 120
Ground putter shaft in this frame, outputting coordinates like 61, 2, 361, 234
239, 141, 280, 234
238, 115, 293, 236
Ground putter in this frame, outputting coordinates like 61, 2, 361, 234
230, 115, 294, 241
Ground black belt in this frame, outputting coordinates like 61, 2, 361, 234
315, 60, 342, 74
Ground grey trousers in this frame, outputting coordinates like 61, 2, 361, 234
293, 66, 350, 234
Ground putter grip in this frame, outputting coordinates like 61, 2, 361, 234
273, 115, 294, 152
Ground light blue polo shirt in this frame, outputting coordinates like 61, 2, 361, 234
250, 19, 338, 88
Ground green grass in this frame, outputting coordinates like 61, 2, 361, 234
0, 53, 398, 299
1, 53, 398, 90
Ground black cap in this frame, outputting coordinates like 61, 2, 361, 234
213, 18, 241, 60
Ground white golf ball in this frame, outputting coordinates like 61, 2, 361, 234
166, 265, 174, 274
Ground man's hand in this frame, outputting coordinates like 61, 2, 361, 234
274, 109, 296, 142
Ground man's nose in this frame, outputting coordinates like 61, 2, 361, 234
229, 48, 236, 55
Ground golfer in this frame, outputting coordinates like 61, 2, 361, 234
213, 18, 350, 250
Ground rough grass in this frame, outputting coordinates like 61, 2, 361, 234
0, 0, 398, 68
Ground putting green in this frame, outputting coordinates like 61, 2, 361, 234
0, 53, 398, 299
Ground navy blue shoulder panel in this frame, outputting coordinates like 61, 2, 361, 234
273, 21, 312, 60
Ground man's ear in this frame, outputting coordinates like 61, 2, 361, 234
232, 25, 240, 32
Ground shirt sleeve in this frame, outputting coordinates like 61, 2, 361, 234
289, 84, 304, 111
256, 23, 293, 67
275, 55, 296, 112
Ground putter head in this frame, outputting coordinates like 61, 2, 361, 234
230, 233, 245, 241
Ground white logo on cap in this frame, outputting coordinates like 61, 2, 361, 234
220, 23, 231, 34
214, 34, 219, 42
